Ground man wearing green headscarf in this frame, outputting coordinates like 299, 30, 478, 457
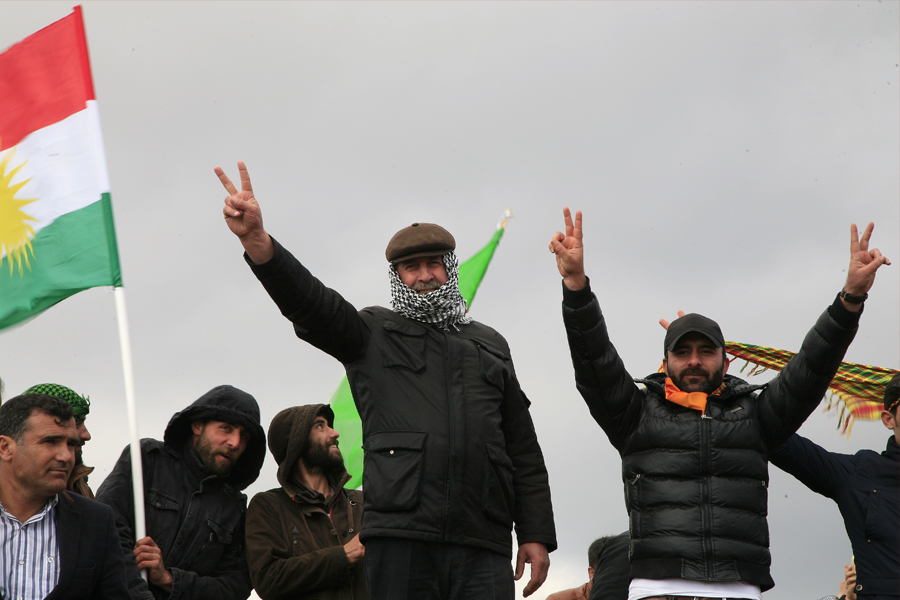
22, 383, 94, 498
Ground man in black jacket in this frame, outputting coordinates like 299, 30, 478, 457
770, 373, 900, 600
96, 385, 266, 600
549, 208, 889, 599
216, 161, 556, 600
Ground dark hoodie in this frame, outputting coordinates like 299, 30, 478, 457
245, 404, 367, 600
96, 385, 265, 600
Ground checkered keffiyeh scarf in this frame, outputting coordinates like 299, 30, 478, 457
725, 341, 897, 437
389, 251, 472, 330
23, 383, 91, 420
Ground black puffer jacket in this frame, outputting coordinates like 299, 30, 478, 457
96, 386, 266, 600
247, 239, 556, 558
562, 283, 858, 591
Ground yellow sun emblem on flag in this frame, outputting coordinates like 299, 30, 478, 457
0, 145, 38, 276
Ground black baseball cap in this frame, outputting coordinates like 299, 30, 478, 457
664, 313, 725, 353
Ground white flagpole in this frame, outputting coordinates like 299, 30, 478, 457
114, 286, 147, 580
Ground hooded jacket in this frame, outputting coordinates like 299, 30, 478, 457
246, 239, 556, 558
561, 282, 858, 591
246, 404, 366, 600
96, 385, 266, 600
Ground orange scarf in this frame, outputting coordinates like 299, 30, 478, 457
665, 378, 709, 414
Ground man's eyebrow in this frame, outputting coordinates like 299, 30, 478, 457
39, 434, 68, 443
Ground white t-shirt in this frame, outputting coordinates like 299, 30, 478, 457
628, 578, 762, 600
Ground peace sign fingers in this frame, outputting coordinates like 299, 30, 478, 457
215, 160, 255, 196
237, 160, 254, 195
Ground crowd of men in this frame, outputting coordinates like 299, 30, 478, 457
0, 167, 894, 600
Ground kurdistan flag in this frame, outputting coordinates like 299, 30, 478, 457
333, 211, 513, 489
0, 6, 121, 330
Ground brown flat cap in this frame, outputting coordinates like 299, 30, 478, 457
385, 223, 455, 263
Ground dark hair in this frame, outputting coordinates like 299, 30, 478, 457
0, 394, 74, 443
884, 373, 900, 416
588, 536, 613, 569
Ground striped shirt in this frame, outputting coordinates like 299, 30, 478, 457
0, 496, 60, 600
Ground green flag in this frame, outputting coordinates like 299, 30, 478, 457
332, 211, 512, 488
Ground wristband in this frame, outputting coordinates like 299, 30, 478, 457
839, 289, 868, 304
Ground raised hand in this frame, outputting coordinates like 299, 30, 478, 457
845, 222, 890, 294
214, 161, 274, 264
549, 207, 586, 291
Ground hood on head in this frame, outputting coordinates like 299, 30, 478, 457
164, 385, 266, 490
267, 404, 338, 493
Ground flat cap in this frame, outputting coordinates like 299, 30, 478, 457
385, 222, 455, 264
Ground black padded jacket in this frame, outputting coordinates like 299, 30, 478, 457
561, 282, 858, 591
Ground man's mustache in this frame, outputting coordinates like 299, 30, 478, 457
412, 279, 441, 292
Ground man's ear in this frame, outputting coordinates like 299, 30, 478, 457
0, 435, 15, 463
191, 421, 204, 436
723, 356, 730, 376
881, 410, 895, 431
587, 566, 594, 582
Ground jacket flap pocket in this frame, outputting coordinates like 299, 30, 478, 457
383, 320, 427, 337
382, 321, 427, 372
365, 431, 427, 452
471, 337, 510, 361
207, 518, 235, 544
146, 488, 181, 511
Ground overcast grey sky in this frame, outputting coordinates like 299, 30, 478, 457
1, 2, 898, 597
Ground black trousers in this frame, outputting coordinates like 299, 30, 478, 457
364, 538, 514, 600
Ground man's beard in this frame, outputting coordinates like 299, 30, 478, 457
194, 433, 238, 476
75, 447, 84, 467
671, 365, 725, 394
304, 439, 345, 477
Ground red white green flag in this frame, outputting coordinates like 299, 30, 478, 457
0, 6, 122, 330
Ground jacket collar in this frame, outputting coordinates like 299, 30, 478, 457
883, 436, 899, 461
287, 471, 352, 506
637, 372, 764, 399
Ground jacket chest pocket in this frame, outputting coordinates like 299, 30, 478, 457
363, 431, 427, 511
473, 338, 510, 392
864, 488, 887, 541
381, 321, 427, 373
145, 488, 181, 549
184, 515, 240, 572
